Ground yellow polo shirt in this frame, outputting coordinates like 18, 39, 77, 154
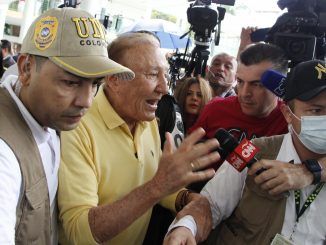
58, 88, 177, 245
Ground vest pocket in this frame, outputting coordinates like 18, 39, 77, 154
215, 222, 246, 245
16, 177, 49, 243
25, 178, 48, 209
235, 188, 276, 226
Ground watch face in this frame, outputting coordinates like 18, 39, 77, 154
306, 159, 322, 172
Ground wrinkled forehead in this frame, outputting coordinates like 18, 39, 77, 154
211, 54, 235, 63
126, 44, 169, 71
211, 54, 236, 66
237, 61, 274, 81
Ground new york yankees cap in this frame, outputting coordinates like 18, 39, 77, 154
284, 60, 326, 101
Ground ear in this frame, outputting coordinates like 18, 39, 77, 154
104, 75, 120, 92
17, 54, 32, 85
280, 103, 293, 124
205, 65, 210, 73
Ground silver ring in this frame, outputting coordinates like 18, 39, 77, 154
190, 162, 196, 172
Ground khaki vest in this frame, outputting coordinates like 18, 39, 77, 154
0, 88, 51, 244
203, 135, 286, 245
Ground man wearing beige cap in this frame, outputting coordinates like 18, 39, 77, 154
0, 7, 133, 245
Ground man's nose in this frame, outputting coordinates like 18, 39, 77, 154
157, 73, 169, 94
74, 83, 94, 109
215, 64, 225, 72
241, 82, 252, 97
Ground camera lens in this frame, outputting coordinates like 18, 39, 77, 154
201, 0, 212, 5
288, 40, 306, 55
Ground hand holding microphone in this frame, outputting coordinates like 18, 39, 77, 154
214, 128, 265, 174
214, 129, 292, 196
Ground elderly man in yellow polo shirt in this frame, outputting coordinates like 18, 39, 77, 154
58, 32, 220, 245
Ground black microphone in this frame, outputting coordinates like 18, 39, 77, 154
261, 69, 286, 98
215, 128, 264, 174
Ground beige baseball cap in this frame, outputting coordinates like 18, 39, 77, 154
21, 7, 134, 79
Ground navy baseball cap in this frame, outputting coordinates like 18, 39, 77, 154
284, 60, 326, 101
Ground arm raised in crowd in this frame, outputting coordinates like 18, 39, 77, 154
59, 128, 219, 244
236, 26, 257, 61
89, 129, 218, 243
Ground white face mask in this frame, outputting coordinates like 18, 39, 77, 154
288, 109, 326, 154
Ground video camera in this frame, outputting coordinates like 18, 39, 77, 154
265, 0, 326, 66
58, 0, 78, 8
188, 0, 218, 47
167, 0, 235, 91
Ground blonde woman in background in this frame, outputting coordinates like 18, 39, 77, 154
174, 76, 212, 134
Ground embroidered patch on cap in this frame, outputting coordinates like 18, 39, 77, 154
315, 63, 326, 80
34, 16, 58, 50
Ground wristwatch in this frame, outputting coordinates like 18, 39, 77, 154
303, 159, 323, 185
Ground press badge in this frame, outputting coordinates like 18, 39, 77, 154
271, 233, 294, 245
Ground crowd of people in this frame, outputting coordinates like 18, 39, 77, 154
0, 39, 18, 76
0, 6, 325, 245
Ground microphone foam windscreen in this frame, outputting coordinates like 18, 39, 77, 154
214, 128, 238, 153
261, 69, 286, 98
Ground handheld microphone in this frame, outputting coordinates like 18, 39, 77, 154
261, 69, 286, 98
215, 128, 264, 174
215, 129, 289, 197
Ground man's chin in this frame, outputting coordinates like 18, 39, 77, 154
53, 122, 80, 132
209, 81, 222, 90
143, 113, 156, 122
217, 81, 233, 88
239, 104, 256, 116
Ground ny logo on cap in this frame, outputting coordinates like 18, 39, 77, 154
315, 63, 326, 80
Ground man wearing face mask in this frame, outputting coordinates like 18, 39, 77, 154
247, 60, 326, 195
164, 59, 326, 245
206, 53, 237, 98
